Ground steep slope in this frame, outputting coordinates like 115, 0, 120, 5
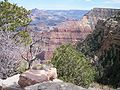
81, 8, 119, 30
77, 11, 120, 88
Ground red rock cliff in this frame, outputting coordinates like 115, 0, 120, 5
31, 8, 120, 60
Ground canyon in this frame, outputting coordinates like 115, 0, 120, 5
0, 5, 120, 89
1, 0, 120, 89
29, 8, 120, 60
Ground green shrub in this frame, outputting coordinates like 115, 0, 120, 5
17, 60, 28, 73
51, 44, 96, 88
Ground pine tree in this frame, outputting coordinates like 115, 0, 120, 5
51, 44, 96, 88
0, 0, 32, 45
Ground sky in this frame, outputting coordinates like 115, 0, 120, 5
1, 0, 120, 10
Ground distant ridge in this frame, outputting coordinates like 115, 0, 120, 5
29, 9, 89, 31
81, 8, 120, 30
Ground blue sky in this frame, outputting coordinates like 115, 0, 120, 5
2, 0, 120, 10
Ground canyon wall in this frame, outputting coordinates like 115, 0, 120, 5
77, 11, 120, 87
81, 8, 119, 30
31, 8, 120, 60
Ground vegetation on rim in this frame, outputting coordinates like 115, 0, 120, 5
51, 44, 96, 88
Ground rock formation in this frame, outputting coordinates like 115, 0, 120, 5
81, 8, 120, 30
29, 8, 120, 60
18, 67, 57, 87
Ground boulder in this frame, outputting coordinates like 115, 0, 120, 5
25, 81, 85, 90
0, 74, 21, 90
18, 68, 57, 87
2, 74, 20, 88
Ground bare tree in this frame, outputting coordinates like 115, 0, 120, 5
21, 35, 49, 69
0, 31, 22, 79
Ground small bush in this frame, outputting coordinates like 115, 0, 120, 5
51, 44, 96, 88
17, 60, 28, 73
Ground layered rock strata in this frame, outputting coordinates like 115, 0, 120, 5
30, 8, 120, 60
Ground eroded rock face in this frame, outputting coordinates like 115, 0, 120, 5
30, 19, 92, 60
29, 8, 120, 60
18, 68, 57, 87
82, 8, 120, 30
77, 12, 120, 87
77, 18, 120, 60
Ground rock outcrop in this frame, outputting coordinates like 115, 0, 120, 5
18, 68, 57, 87
81, 8, 120, 30
77, 11, 120, 88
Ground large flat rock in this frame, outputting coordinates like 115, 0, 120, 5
25, 81, 86, 90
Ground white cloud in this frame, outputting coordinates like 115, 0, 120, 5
105, 0, 120, 3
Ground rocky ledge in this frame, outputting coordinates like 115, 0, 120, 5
0, 64, 117, 90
